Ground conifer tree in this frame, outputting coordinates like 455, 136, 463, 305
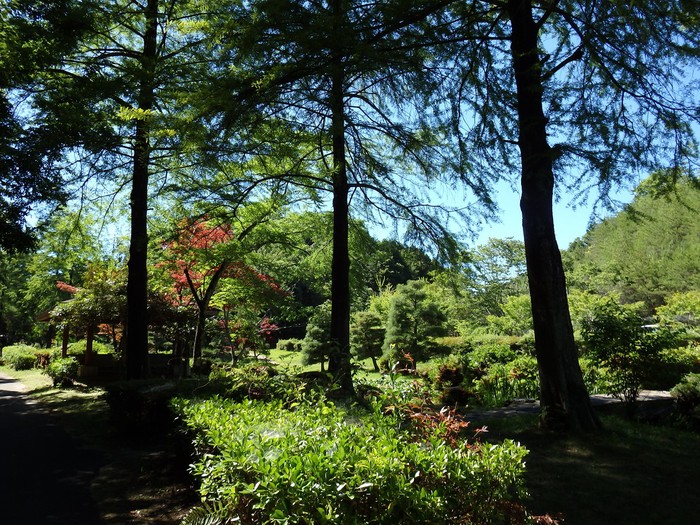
440, 0, 699, 430
204, 0, 487, 393
24, 0, 215, 378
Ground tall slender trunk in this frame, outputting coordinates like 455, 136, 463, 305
507, 0, 599, 431
326, 0, 354, 395
188, 261, 230, 365
126, 0, 158, 379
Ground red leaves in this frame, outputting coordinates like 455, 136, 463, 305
56, 281, 78, 294
159, 217, 285, 310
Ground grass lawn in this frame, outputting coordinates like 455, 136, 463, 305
486, 412, 700, 525
0, 365, 53, 391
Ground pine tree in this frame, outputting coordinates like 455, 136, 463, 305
350, 311, 384, 372
204, 0, 483, 394
440, 0, 699, 430
382, 280, 447, 367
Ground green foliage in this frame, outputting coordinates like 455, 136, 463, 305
301, 302, 331, 369
382, 280, 448, 366
44, 356, 79, 387
350, 311, 385, 372
468, 238, 529, 319
473, 355, 540, 407
650, 344, 700, 390
486, 294, 533, 336
206, 364, 307, 404
657, 291, 700, 332
565, 177, 700, 311
276, 339, 303, 353
50, 264, 126, 333
670, 373, 700, 414
464, 338, 519, 369
68, 339, 115, 356
174, 395, 530, 524
581, 298, 678, 405
1, 344, 40, 370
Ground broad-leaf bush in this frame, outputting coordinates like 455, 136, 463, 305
44, 356, 79, 387
671, 373, 700, 414
581, 298, 677, 405
68, 339, 115, 356
1, 344, 41, 370
174, 396, 530, 524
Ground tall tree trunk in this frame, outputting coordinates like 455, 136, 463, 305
507, 0, 600, 432
187, 261, 230, 365
326, 0, 354, 395
126, 0, 158, 380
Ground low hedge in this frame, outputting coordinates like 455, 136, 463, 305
175, 395, 531, 524
1, 345, 41, 371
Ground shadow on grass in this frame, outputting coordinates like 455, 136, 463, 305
485, 409, 700, 525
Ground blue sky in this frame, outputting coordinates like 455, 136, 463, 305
474, 181, 636, 249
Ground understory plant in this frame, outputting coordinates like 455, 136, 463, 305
671, 373, 700, 414
473, 355, 540, 407
44, 356, 79, 387
174, 395, 531, 524
1, 345, 41, 371
581, 299, 676, 407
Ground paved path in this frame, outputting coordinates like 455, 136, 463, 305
463, 390, 674, 421
0, 373, 104, 524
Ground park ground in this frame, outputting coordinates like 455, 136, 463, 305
1, 367, 699, 525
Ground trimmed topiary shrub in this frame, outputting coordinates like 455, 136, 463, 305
2, 345, 40, 371
276, 339, 303, 353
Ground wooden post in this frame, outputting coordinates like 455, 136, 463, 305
61, 326, 69, 358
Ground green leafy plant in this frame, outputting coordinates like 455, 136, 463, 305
473, 355, 540, 407
68, 339, 115, 356
44, 356, 79, 387
173, 395, 530, 524
382, 280, 448, 367
350, 311, 385, 372
301, 301, 332, 370
1, 345, 40, 371
581, 299, 677, 407
670, 373, 700, 414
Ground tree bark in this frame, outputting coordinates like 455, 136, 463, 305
187, 261, 230, 365
326, 0, 354, 395
125, 0, 158, 380
507, 0, 600, 432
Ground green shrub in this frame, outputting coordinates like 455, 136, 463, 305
382, 280, 448, 366
671, 373, 700, 414
174, 396, 530, 524
301, 302, 332, 369
649, 345, 700, 390
582, 298, 678, 405
350, 311, 385, 372
207, 364, 308, 403
276, 339, 303, 353
473, 355, 539, 407
68, 339, 115, 356
465, 341, 518, 369
2, 345, 40, 370
44, 357, 79, 387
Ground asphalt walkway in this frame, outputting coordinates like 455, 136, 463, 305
0, 373, 104, 524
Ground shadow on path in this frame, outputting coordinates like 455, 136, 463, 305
0, 375, 104, 524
